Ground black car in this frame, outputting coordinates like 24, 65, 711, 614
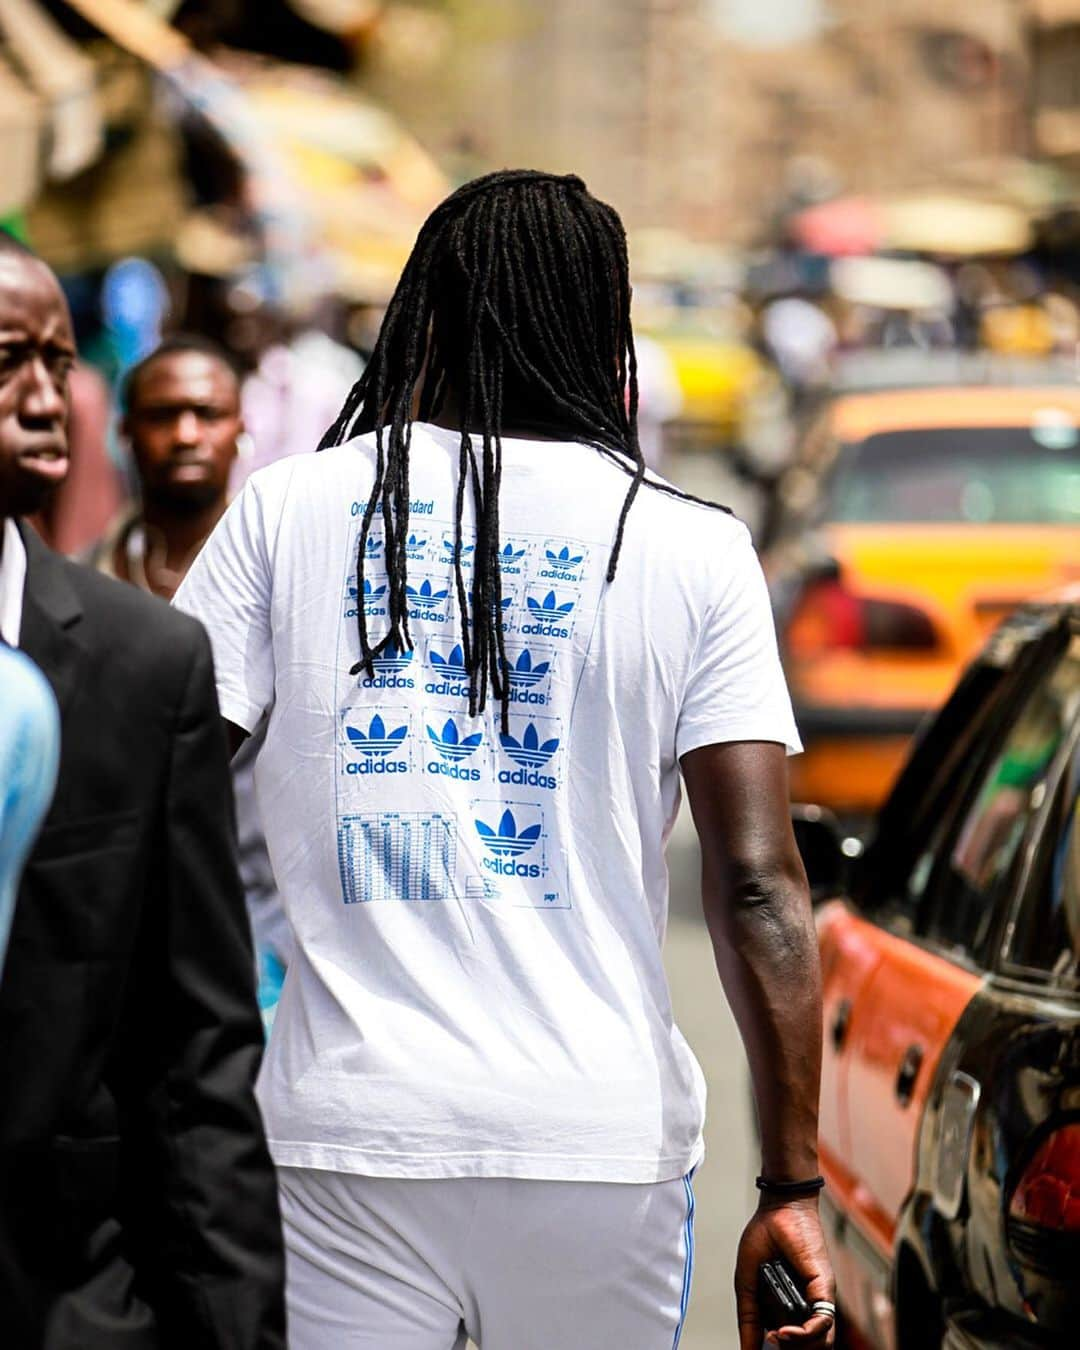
798, 599, 1080, 1349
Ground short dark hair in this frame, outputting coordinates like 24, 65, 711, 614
123, 334, 241, 412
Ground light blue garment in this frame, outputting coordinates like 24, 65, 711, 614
0, 647, 60, 977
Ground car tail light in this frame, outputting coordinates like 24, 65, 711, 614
1009, 1125, 1080, 1233
1007, 1124, 1080, 1279
786, 577, 937, 660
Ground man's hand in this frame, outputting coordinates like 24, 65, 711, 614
735, 1197, 835, 1348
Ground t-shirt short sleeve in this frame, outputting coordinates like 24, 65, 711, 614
173, 475, 275, 733
675, 524, 801, 760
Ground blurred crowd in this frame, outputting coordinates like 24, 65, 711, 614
38, 217, 1080, 564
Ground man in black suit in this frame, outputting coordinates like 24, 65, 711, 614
0, 243, 286, 1345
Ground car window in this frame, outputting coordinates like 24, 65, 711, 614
1006, 728, 1080, 989
917, 638, 1080, 965
855, 662, 1013, 932
826, 426, 1080, 525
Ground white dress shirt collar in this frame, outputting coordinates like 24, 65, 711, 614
0, 517, 28, 647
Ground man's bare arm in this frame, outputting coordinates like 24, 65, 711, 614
681, 739, 834, 1348
682, 740, 820, 1178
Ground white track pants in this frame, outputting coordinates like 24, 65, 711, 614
279, 1167, 697, 1350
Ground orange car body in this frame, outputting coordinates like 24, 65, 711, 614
809, 597, 1080, 1349
768, 387, 1080, 815
817, 901, 981, 1348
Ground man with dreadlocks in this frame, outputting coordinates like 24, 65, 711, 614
175, 170, 834, 1350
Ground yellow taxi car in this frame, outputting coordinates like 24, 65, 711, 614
764, 387, 1080, 816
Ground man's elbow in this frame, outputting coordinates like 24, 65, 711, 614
704, 851, 813, 942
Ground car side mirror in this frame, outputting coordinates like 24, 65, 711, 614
791, 804, 862, 902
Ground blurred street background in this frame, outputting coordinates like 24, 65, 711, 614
7, 2, 1080, 1344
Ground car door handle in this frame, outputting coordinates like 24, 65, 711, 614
831, 997, 852, 1051
895, 1043, 924, 1107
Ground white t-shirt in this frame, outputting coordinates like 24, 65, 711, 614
174, 423, 800, 1183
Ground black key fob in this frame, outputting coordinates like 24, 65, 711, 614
758, 1257, 812, 1331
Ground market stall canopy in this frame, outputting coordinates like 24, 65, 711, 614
947, 157, 1074, 213
227, 58, 449, 301
830, 256, 953, 313
790, 196, 882, 257
881, 194, 1033, 256
62, 0, 188, 68
0, 51, 41, 216
288, 0, 379, 33
1028, 0, 1080, 22
0, 0, 102, 178
27, 2, 445, 302
629, 228, 743, 289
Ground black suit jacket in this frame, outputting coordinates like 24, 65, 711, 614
0, 525, 286, 1349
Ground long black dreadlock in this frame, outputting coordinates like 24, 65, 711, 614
320, 168, 727, 727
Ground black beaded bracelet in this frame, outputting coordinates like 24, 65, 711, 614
755, 1174, 826, 1198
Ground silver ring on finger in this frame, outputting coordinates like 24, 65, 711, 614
811, 1301, 836, 1321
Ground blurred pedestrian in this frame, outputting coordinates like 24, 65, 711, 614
92, 335, 242, 600
0, 236, 285, 1349
761, 295, 835, 383
221, 284, 364, 492
90, 335, 292, 1009
176, 170, 834, 1350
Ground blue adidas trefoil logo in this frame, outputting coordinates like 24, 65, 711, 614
504, 650, 550, 689
442, 537, 476, 562
406, 579, 450, 610
499, 542, 527, 565
500, 722, 559, 768
545, 546, 584, 566
427, 718, 483, 762
539, 543, 586, 581
371, 643, 413, 673
364, 536, 383, 557
426, 643, 470, 697
475, 809, 542, 857
346, 578, 387, 615
360, 643, 415, 690
526, 590, 574, 616
429, 643, 468, 676
405, 532, 427, 550
345, 713, 408, 757
350, 578, 387, 602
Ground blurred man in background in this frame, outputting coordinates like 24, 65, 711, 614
0, 235, 285, 1349
90, 334, 292, 1011
92, 335, 241, 599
